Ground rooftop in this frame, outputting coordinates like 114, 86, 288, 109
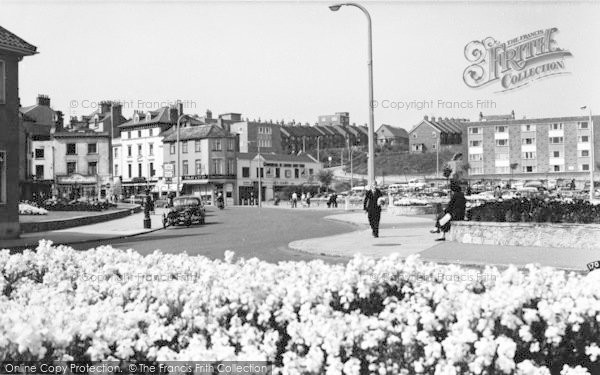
162, 124, 232, 142
237, 152, 318, 163
0, 26, 37, 55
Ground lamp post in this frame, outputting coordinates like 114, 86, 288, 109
176, 114, 190, 197
246, 140, 263, 208
432, 131, 439, 178
581, 106, 594, 201
330, 2, 375, 188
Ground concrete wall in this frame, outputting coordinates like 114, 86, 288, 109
0, 54, 21, 238
450, 221, 600, 249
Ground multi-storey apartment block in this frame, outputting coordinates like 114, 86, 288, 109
467, 115, 600, 180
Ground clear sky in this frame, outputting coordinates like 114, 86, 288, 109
2, 0, 599, 130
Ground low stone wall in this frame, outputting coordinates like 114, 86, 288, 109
388, 205, 436, 216
450, 221, 600, 249
20, 204, 141, 233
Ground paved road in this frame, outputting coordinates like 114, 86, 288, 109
74, 207, 358, 263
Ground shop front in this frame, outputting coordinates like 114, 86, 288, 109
181, 174, 236, 206
55, 174, 99, 200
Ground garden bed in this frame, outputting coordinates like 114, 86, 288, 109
1, 242, 599, 374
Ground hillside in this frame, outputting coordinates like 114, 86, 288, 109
314, 147, 457, 176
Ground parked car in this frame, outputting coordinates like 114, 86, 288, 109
408, 179, 427, 190
163, 196, 206, 228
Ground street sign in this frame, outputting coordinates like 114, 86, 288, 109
163, 163, 174, 178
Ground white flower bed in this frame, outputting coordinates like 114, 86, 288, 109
393, 197, 429, 206
18, 202, 48, 215
1, 241, 600, 374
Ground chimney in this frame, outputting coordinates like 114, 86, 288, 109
37, 94, 50, 107
55, 110, 64, 132
511, 110, 515, 119
100, 101, 111, 114
178, 101, 184, 118
479, 112, 484, 121
424, 115, 429, 121
110, 102, 123, 137
206, 109, 212, 120
431, 116, 436, 122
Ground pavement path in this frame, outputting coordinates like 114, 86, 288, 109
1, 209, 167, 250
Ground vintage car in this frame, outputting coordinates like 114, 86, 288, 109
163, 196, 206, 228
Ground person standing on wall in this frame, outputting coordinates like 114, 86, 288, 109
363, 181, 384, 238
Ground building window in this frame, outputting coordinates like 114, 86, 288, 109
182, 141, 188, 153
579, 121, 589, 129
88, 143, 97, 154
294, 168, 299, 178
0, 61, 5, 104
521, 124, 536, 132
285, 170, 292, 178
470, 167, 484, 175
275, 168, 280, 178
195, 140, 201, 152
182, 160, 189, 176
553, 165, 561, 172
578, 135, 590, 143
128, 163, 132, 178
553, 151, 560, 158
35, 165, 44, 179
242, 167, 250, 178
137, 144, 142, 156
34, 148, 44, 159
88, 161, 97, 175
67, 162, 76, 174
170, 144, 175, 154
549, 137, 563, 144
127, 145, 132, 157
581, 150, 590, 157
228, 138, 235, 151
256, 167, 264, 178
495, 126, 507, 133
213, 139, 222, 151
212, 159, 223, 174
469, 140, 481, 147
551, 123, 563, 130
309, 168, 314, 175
522, 138, 535, 145
114, 148, 118, 158
138, 130, 142, 138
522, 152, 536, 159
114, 164, 119, 176
228, 159, 234, 174
522, 166, 536, 173
0, 151, 5, 203
195, 160, 202, 175
66, 143, 77, 155
468, 154, 483, 161
149, 128, 154, 136
468, 127, 480, 134
581, 164, 590, 171
149, 162, 155, 177
128, 131, 131, 139
495, 139, 508, 146
149, 143, 154, 156
138, 163, 142, 177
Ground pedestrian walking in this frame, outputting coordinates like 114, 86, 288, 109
363, 181, 384, 238
431, 181, 466, 241
301, 192, 306, 207
291, 191, 298, 208
306, 192, 311, 207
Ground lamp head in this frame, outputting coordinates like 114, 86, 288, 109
329, 4, 342, 11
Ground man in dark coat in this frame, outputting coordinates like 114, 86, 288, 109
363, 181, 384, 238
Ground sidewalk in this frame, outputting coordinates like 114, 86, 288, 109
288, 210, 600, 271
0, 209, 167, 250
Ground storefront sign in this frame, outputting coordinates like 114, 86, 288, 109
182, 174, 235, 181
163, 163, 174, 178
57, 174, 97, 184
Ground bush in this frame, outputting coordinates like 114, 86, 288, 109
468, 198, 600, 224
1, 242, 599, 374
41, 199, 117, 212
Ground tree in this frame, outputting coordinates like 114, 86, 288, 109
317, 169, 334, 192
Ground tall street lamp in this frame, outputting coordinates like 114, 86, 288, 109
330, 2, 376, 188
581, 106, 594, 201
176, 114, 191, 197
432, 131, 440, 178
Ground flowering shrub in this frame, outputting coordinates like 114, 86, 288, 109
468, 198, 600, 223
393, 197, 428, 206
1, 242, 600, 374
18, 202, 48, 215
42, 199, 117, 212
